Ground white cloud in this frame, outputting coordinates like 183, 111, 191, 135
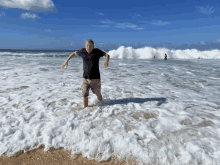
94, 25, 110, 27
115, 22, 135, 29
135, 27, 145, 30
139, 20, 170, 26
0, 0, 55, 11
198, 6, 215, 16
0, 11, 5, 17
200, 41, 206, 45
151, 20, 170, 26
44, 29, 52, 33
217, 39, 220, 42
95, 12, 104, 16
100, 25, 110, 27
97, 19, 144, 30
91, 24, 110, 28
126, 24, 137, 28
115, 22, 144, 30
139, 20, 147, 23
99, 19, 115, 24
138, 20, 152, 26
20, 12, 39, 19
130, 13, 141, 18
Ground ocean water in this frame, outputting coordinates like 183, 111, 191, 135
0, 46, 220, 165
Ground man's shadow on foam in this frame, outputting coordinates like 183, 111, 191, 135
99, 97, 167, 106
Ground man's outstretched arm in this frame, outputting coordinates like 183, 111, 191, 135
62, 51, 77, 69
103, 53, 110, 68
66, 51, 77, 62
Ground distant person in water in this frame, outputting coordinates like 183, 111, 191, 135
62, 39, 110, 109
164, 54, 167, 60
154, 56, 156, 59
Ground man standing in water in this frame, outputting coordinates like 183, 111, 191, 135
62, 39, 110, 109
164, 54, 167, 60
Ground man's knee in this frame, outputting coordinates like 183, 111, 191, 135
82, 94, 89, 97
82, 89, 89, 97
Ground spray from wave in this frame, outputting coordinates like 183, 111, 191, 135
108, 46, 220, 59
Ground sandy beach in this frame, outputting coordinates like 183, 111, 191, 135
0, 144, 143, 165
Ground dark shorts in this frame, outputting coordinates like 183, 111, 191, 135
81, 78, 101, 97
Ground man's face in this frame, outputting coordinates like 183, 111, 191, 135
85, 42, 94, 53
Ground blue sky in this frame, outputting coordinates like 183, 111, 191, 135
0, 0, 220, 50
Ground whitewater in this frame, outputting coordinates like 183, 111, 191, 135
0, 46, 220, 165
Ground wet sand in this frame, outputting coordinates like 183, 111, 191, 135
0, 144, 147, 165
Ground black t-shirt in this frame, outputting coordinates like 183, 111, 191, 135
76, 48, 105, 79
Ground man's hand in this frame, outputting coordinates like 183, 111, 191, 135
62, 61, 68, 69
62, 52, 76, 69
103, 54, 109, 68
103, 61, 108, 68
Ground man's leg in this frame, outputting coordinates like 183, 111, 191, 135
83, 96, 88, 108
96, 94, 104, 106
82, 78, 89, 109
97, 94, 102, 101
90, 79, 102, 105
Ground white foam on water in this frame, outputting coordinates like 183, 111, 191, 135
0, 54, 220, 165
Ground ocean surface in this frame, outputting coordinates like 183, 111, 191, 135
0, 46, 220, 165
